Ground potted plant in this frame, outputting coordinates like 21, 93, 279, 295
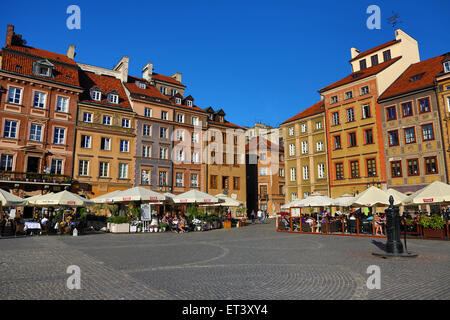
107, 215, 131, 233
160, 222, 168, 232
418, 214, 446, 239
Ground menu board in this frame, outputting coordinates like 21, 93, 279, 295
290, 207, 301, 217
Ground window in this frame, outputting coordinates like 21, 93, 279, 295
279, 168, 285, 177
388, 130, 399, 146
316, 121, 322, 130
301, 141, 308, 154
304, 192, 310, 199
192, 152, 200, 163
175, 97, 181, 105
137, 81, 146, 89
142, 145, 151, 158
347, 108, 355, 122
350, 161, 359, 178
362, 104, 371, 119
289, 144, 296, 156
122, 118, 130, 128
159, 147, 168, 160
143, 124, 151, 136
301, 123, 307, 133
332, 112, 340, 125
160, 127, 168, 139
176, 130, 184, 141
318, 163, 325, 179
345, 91, 353, 100
383, 50, 391, 62
444, 61, 450, 73
192, 132, 199, 144
99, 162, 109, 177
186, 100, 193, 107
334, 135, 341, 150
177, 114, 184, 123
410, 74, 422, 82
171, 89, 177, 96
79, 160, 89, 176
425, 157, 438, 174
402, 102, 413, 117
361, 86, 369, 95
175, 172, 183, 187
386, 106, 397, 121
419, 98, 431, 113
91, 90, 101, 101
120, 140, 129, 152
210, 175, 217, 189
291, 193, 297, 201
83, 112, 93, 123
141, 170, 150, 185
108, 93, 119, 104
233, 154, 238, 165
161, 111, 168, 120
29, 123, 42, 141
364, 129, 373, 144
0, 154, 13, 171
233, 177, 240, 190
222, 176, 229, 189
51, 159, 63, 175
36, 62, 52, 77
360, 59, 367, 70
407, 159, 419, 176
367, 158, 377, 177
159, 171, 168, 186
348, 132, 357, 147
331, 95, 338, 104
56, 96, 68, 112
404, 127, 416, 144
316, 141, 324, 152
302, 166, 309, 180
119, 163, 128, 179
160, 86, 167, 95
260, 167, 268, 176
290, 167, 296, 181
391, 161, 402, 177
371, 54, 379, 66
176, 149, 185, 162
422, 124, 434, 141
102, 115, 112, 125
33, 92, 46, 108
8, 87, 22, 104
53, 127, 65, 144
144, 108, 152, 117
260, 153, 266, 161
101, 137, 111, 151
289, 127, 294, 136
191, 174, 199, 187
3, 120, 18, 139
81, 135, 91, 148
335, 163, 344, 180
447, 97, 450, 112
192, 117, 199, 126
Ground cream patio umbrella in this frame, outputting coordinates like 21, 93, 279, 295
386, 188, 408, 205
281, 199, 304, 210
91, 190, 122, 204
350, 187, 390, 207
0, 188, 25, 207
172, 190, 222, 204
109, 187, 166, 203
402, 181, 450, 205
33, 190, 94, 207
332, 194, 355, 207
24, 193, 54, 206
210, 194, 243, 207
295, 193, 334, 207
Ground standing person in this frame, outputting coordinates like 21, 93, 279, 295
257, 209, 262, 223
251, 210, 256, 224
1, 213, 7, 237
261, 210, 265, 224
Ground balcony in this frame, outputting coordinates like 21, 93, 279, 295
0, 171, 71, 186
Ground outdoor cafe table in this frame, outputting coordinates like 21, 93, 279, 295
24, 221, 41, 231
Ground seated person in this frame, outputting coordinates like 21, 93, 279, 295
178, 216, 186, 233
171, 216, 179, 232
280, 216, 290, 229
305, 217, 314, 226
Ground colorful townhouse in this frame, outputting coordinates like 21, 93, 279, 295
204, 107, 247, 204
246, 137, 284, 216
0, 25, 83, 197
436, 54, 450, 183
318, 29, 421, 198
281, 101, 329, 202
73, 60, 136, 197
378, 54, 449, 194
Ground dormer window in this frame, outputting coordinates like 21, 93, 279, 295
186, 100, 193, 107
410, 74, 424, 82
444, 61, 450, 73
107, 91, 119, 104
90, 87, 102, 101
136, 81, 146, 89
175, 97, 181, 105
33, 59, 54, 77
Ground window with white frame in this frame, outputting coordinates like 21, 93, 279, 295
0, 154, 13, 171
289, 144, 296, 156
8, 87, 22, 104
81, 135, 91, 148
176, 130, 184, 141
161, 111, 168, 120
137, 81, 146, 89
303, 166, 309, 180
102, 115, 112, 125
290, 167, 296, 181
176, 149, 185, 162
120, 140, 129, 152
190, 173, 199, 187
118, 163, 128, 179
316, 121, 322, 130
192, 152, 200, 163
160, 127, 168, 139
83, 112, 93, 123
291, 193, 297, 201
318, 163, 325, 179
362, 104, 371, 119
160, 147, 168, 160
316, 141, 324, 152
175, 97, 181, 105
51, 159, 63, 175
171, 89, 177, 96
447, 97, 450, 112
143, 124, 151, 136
289, 127, 294, 136
142, 145, 151, 158
444, 61, 450, 73
301, 141, 308, 154
56, 96, 68, 112
304, 192, 310, 198
192, 132, 199, 143
141, 170, 150, 185
53, 127, 65, 144
345, 91, 353, 100
79, 160, 89, 176
177, 114, 184, 123
122, 118, 130, 128
144, 108, 152, 117
301, 123, 307, 133
160, 86, 167, 95
260, 167, 268, 176
279, 168, 285, 177
332, 112, 339, 125
192, 117, 199, 126
347, 108, 355, 122
108, 93, 119, 104
175, 172, 183, 187
100, 137, 111, 151
91, 90, 102, 101
3, 120, 18, 139
29, 123, 42, 141
33, 92, 46, 108
186, 100, 193, 107
99, 162, 109, 177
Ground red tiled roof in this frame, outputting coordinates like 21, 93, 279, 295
319, 56, 401, 93
349, 40, 400, 62
379, 53, 449, 100
125, 75, 167, 100
281, 101, 325, 125
246, 136, 283, 152
208, 120, 245, 130
1, 46, 80, 87
171, 102, 207, 114
152, 73, 184, 86
79, 71, 132, 110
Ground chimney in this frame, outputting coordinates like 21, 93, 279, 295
142, 62, 153, 82
66, 45, 76, 60
5, 25, 14, 47
171, 72, 182, 83
351, 47, 360, 59
113, 56, 129, 82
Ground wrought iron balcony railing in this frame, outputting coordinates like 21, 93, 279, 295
0, 171, 72, 185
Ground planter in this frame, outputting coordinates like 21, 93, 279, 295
195, 225, 202, 231
223, 221, 232, 229
110, 223, 130, 233
423, 228, 445, 239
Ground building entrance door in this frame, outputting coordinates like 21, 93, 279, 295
26, 156, 40, 173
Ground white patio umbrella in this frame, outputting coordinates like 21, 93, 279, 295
24, 193, 54, 206
110, 187, 166, 203
281, 199, 304, 210
296, 194, 334, 207
350, 187, 390, 207
91, 190, 122, 204
0, 189, 25, 207
386, 188, 408, 205
172, 190, 222, 204
402, 181, 450, 205
209, 194, 243, 207
33, 190, 94, 207
332, 194, 355, 207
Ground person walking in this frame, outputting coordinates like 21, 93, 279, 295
257, 209, 262, 223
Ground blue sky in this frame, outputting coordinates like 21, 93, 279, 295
1, 0, 449, 127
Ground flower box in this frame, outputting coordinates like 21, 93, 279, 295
423, 228, 445, 239
110, 223, 130, 233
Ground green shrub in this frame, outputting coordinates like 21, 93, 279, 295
418, 214, 445, 230
107, 216, 131, 224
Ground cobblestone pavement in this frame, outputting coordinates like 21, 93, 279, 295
1, 219, 449, 300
